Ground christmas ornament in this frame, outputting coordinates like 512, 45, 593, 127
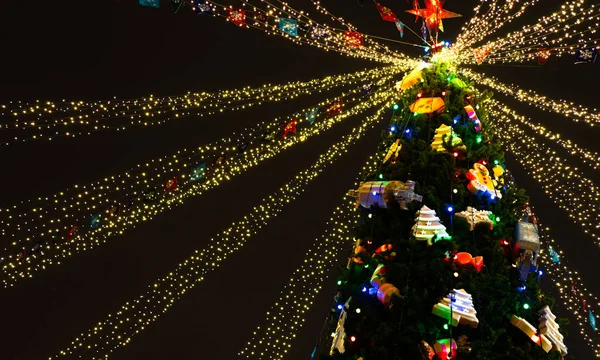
383, 139, 401, 163
348, 181, 423, 210
375, 3, 398, 22
227, 9, 246, 27
474, 47, 490, 65
306, 108, 318, 125
537, 48, 551, 65
190, 163, 206, 181
282, 119, 297, 138
90, 213, 102, 229
278, 18, 298, 37
454, 206, 494, 231
395, 21, 405, 38
575, 47, 597, 64
139, 0, 159, 8
412, 205, 452, 245
432, 289, 479, 328
409, 97, 445, 114
406, 0, 462, 33
538, 305, 568, 355
466, 163, 501, 199
510, 315, 553, 353
454, 252, 484, 272
344, 31, 364, 48
370, 264, 401, 308
163, 177, 178, 193
433, 338, 457, 360
430, 124, 466, 153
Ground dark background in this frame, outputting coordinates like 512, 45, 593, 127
1, 0, 599, 359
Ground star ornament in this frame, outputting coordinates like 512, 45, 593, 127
406, 0, 461, 32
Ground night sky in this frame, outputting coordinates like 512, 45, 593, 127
1, 0, 599, 359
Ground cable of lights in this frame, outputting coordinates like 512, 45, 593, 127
454, 0, 540, 52
463, 2, 599, 64
48, 95, 394, 360
238, 153, 379, 360
460, 68, 600, 127
487, 99, 600, 171
537, 222, 600, 356
1, 84, 396, 287
1, 66, 400, 147
0, 81, 381, 254
486, 107, 600, 250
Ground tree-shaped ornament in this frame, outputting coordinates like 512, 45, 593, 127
430, 124, 466, 153
412, 205, 452, 245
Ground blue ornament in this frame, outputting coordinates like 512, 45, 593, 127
90, 213, 102, 229
190, 163, 206, 181
279, 18, 298, 37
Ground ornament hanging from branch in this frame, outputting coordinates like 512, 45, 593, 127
412, 205, 452, 245
510, 315, 552, 353
432, 289, 479, 328
348, 181, 422, 210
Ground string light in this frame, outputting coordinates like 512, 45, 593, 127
537, 222, 600, 356
487, 99, 600, 171
486, 104, 600, 249
49, 97, 394, 359
455, 0, 540, 52
0, 66, 400, 147
239, 154, 380, 359
460, 68, 600, 127
463, 2, 600, 64
0, 81, 397, 287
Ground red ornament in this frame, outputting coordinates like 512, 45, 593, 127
326, 99, 343, 117
227, 9, 246, 27
67, 225, 80, 242
537, 48, 551, 65
282, 119, 297, 138
406, 0, 462, 33
375, 3, 398, 22
474, 47, 491, 64
344, 31, 364, 48
164, 177, 178, 193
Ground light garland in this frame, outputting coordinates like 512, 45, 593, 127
238, 154, 380, 360
537, 222, 600, 356
460, 68, 600, 127
454, 0, 540, 52
0, 81, 396, 287
0, 66, 399, 147
487, 106, 600, 249
49, 96, 394, 359
462, 2, 600, 64
488, 99, 600, 171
